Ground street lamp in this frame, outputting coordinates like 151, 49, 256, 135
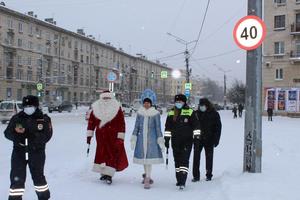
214, 64, 232, 108
171, 69, 181, 79
166, 32, 196, 83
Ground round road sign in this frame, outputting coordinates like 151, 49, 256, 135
107, 71, 117, 82
233, 15, 267, 51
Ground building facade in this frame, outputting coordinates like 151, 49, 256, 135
263, 0, 300, 114
0, 6, 176, 105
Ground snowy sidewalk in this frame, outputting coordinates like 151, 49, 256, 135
0, 110, 299, 200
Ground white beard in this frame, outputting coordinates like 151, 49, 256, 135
92, 98, 121, 128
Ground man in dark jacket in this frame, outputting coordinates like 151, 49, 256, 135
192, 98, 222, 182
238, 104, 243, 118
267, 107, 273, 121
4, 95, 52, 200
164, 94, 200, 190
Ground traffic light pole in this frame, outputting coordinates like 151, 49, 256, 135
243, 0, 262, 173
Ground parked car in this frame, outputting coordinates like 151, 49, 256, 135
48, 101, 73, 113
0, 100, 23, 124
121, 103, 133, 116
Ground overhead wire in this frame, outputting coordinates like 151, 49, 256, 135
189, 0, 211, 56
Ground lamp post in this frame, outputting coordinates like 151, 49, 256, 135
215, 64, 231, 108
166, 32, 196, 84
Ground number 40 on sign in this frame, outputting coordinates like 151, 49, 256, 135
233, 15, 267, 51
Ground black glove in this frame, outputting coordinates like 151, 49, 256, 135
164, 137, 170, 149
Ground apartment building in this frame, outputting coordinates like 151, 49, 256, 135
263, 0, 300, 114
0, 5, 175, 105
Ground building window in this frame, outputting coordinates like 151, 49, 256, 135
7, 19, 13, 29
18, 22, 23, 33
274, 15, 285, 29
28, 24, 33, 35
27, 70, 33, 81
274, 0, 286, 4
274, 42, 285, 55
27, 57, 32, 65
275, 68, 283, 80
17, 55, 22, 65
16, 69, 23, 80
17, 89, 23, 100
17, 39, 22, 47
28, 41, 33, 49
7, 88, 12, 99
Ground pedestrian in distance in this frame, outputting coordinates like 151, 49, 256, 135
238, 104, 244, 118
130, 97, 164, 189
232, 106, 238, 119
267, 107, 273, 121
86, 91, 128, 185
192, 98, 222, 182
164, 94, 200, 190
4, 95, 53, 200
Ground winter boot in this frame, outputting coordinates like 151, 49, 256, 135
179, 185, 185, 190
142, 173, 153, 184
106, 176, 112, 185
100, 175, 108, 181
144, 177, 151, 189
206, 177, 212, 181
192, 177, 200, 182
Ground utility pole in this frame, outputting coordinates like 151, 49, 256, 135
243, 0, 262, 173
216, 65, 231, 108
167, 32, 195, 84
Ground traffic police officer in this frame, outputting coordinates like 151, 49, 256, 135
4, 95, 52, 200
164, 94, 200, 189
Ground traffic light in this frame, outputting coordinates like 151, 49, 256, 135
151, 71, 154, 79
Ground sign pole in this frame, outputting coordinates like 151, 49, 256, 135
243, 0, 262, 173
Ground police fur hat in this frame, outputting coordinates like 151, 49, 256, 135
174, 94, 187, 103
22, 95, 39, 107
199, 98, 210, 106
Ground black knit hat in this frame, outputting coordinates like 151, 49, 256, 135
174, 94, 187, 103
143, 98, 152, 106
199, 98, 210, 106
22, 95, 39, 107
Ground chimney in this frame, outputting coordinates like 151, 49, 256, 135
34, 14, 37, 18
53, 21, 56, 25
77, 29, 85, 36
28, 11, 34, 16
45, 18, 54, 24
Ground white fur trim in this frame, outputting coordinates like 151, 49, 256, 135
92, 163, 116, 177
137, 107, 159, 117
157, 137, 164, 146
133, 157, 164, 165
87, 130, 94, 137
91, 98, 121, 128
117, 132, 125, 140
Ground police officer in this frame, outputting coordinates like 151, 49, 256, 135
4, 95, 52, 200
192, 98, 222, 182
164, 94, 200, 190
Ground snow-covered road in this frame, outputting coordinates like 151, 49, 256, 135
1, 108, 299, 200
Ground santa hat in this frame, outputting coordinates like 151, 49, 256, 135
100, 90, 115, 99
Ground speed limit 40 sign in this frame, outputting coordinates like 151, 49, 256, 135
233, 15, 267, 51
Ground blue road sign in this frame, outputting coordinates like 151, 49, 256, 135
107, 71, 117, 82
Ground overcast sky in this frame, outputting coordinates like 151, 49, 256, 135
6, 0, 247, 85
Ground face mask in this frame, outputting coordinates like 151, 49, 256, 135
24, 107, 36, 115
199, 105, 207, 112
175, 102, 183, 109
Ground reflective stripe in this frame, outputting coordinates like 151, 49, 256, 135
9, 188, 25, 196
180, 167, 189, 173
164, 131, 171, 137
168, 111, 174, 116
175, 168, 180, 172
9, 192, 24, 196
181, 109, 193, 116
193, 130, 201, 136
35, 184, 49, 192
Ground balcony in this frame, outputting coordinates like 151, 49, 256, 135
290, 23, 300, 35
289, 50, 300, 62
